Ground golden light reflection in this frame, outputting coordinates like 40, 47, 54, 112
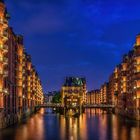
112, 115, 118, 140
98, 113, 107, 140
15, 109, 45, 140
1, 109, 139, 140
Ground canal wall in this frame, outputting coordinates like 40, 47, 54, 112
0, 107, 39, 129
115, 107, 140, 121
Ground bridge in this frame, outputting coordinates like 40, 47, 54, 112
36, 103, 115, 109
36, 103, 64, 108
84, 104, 115, 108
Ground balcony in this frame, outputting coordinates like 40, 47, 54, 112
3, 19, 8, 25
22, 70, 25, 74
0, 44, 3, 49
16, 76, 23, 80
3, 88, 9, 95
0, 89, 3, 94
134, 72, 140, 80
134, 62, 140, 66
0, 88, 9, 95
3, 57, 8, 65
0, 57, 4, 64
3, 45, 8, 53
134, 86, 140, 91
0, 18, 3, 24
0, 70, 8, 77
1, 38, 7, 43
3, 71, 8, 77
134, 70, 138, 73
136, 91, 140, 99
0, 57, 8, 64
0, 18, 8, 28
3, 31, 8, 38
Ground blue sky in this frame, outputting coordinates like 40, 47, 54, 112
5, 0, 140, 92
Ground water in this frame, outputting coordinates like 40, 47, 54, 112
0, 108, 140, 140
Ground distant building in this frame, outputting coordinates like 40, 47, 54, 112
100, 82, 109, 104
61, 77, 87, 107
87, 90, 100, 105
87, 82, 110, 105
44, 91, 59, 103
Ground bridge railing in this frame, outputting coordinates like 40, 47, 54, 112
37, 103, 115, 108
84, 104, 115, 108
37, 103, 64, 108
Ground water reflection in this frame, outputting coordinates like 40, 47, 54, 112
59, 114, 87, 140
0, 108, 139, 140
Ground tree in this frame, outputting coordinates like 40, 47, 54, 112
52, 92, 61, 103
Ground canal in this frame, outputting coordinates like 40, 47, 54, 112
0, 108, 140, 140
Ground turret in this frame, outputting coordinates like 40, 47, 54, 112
136, 34, 140, 46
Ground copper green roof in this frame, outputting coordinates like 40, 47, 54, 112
64, 77, 86, 86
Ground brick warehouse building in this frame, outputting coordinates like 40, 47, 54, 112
111, 35, 140, 120
61, 77, 87, 107
87, 90, 100, 105
0, 0, 44, 128
87, 82, 110, 105
87, 35, 140, 120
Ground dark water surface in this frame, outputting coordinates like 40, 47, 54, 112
0, 108, 140, 140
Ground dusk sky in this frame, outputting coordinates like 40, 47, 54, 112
6, 0, 140, 92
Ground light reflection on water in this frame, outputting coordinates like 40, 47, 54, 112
0, 108, 139, 140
